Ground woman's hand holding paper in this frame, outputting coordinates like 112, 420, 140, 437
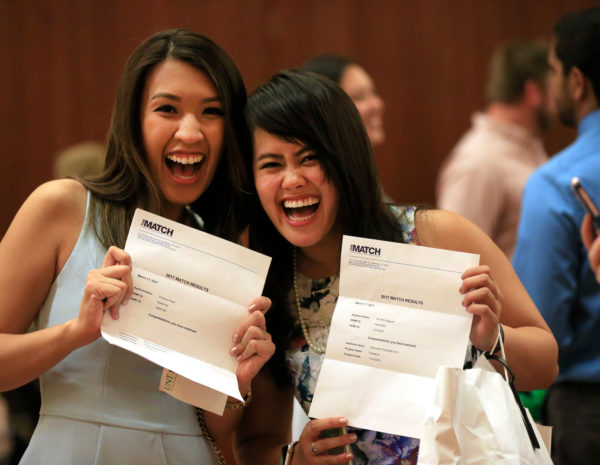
70, 246, 133, 347
460, 265, 503, 352
230, 296, 275, 392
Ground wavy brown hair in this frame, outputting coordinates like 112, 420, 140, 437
81, 29, 251, 247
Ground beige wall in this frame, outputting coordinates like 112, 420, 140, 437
0, 0, 593, 235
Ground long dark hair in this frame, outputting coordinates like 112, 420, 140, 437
245, 70, 405, 387
81, 29, 251, 247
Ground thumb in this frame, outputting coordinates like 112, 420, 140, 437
581, 214, 596, 250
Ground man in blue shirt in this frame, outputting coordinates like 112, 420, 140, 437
513, 7, 600, 465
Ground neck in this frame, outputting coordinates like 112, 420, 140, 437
296, 234, 343, 279
575, 100, 599, 126
486, 102, 540, 137
163, 204, 186, 222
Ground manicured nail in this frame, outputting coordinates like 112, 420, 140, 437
230, 346, 238, 355
339, 418, 348, 424
248, 303, 257, 312
236, 354, 243, 361
232, 333, 240, 344
343, 453, 353, 461
122, 298, 129, 305
348, 434, 357, 441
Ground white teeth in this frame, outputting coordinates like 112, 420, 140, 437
283, 198, 319, 208
167, 154, 204, 164
288, 214, 314, 222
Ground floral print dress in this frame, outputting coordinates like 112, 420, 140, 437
286, 206, 422, 465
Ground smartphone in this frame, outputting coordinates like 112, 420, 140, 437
320, 427, 353, 462
571, 177, 600, 232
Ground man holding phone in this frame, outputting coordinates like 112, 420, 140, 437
512, 8, 600, 465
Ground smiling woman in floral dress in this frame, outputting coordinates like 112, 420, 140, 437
234, 70, 558, 465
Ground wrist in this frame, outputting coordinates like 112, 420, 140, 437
487, 324, 504, 354
64, 319, 94, 350
279, 441, 298, 465
225, 386, 252, 410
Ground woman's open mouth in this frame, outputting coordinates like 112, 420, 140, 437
165, 154, 205, 180
282, 197, 320, 222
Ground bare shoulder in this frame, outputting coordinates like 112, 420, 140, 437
415, 208, 494, 255
26, 179, 87, 217
3, 179, 87, 273
0, 180, 88, 332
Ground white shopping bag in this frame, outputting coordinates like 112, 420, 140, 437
418, 354, 553, 465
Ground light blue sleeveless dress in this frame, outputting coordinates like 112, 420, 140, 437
20, 193, 217, 465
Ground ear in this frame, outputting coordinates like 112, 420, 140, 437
568, 66, 587, 101
523, 79, 544, 107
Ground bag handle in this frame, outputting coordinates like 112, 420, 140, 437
484, 326, 540, 450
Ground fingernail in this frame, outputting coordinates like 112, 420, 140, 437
230, 346, 238, 355
232, 333, 240, 344
248, 303, 257, 312
348, 434, 357, 441
344, 453, 353, 461
236, 354, 243, 361
115, 310, 120, 320
339, 418, 348, 424
122, 298, 129, 305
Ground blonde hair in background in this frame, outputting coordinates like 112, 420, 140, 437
53, 141, 105, 179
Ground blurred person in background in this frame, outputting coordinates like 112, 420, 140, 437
512, 8, 600, 464
53, 141, 106, 179
302, 54, 393, 202
437, 40, 554, 260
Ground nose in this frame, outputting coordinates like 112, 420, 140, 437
281, 166, 306, 190
370, 93, 385, 113
175, 114, 204, 145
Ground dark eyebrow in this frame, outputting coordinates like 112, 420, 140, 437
295, 147, 311, 156
149, 93, 221, 103
150, 92, 181, 102
255, 153, 283, 163
255, 146, 311, 163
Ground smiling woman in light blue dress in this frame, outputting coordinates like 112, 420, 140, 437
0, 29, 274, 465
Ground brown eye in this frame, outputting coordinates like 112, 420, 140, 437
259, 162, 280, 170
155, 104, 177, 114
203, 106, 224, 116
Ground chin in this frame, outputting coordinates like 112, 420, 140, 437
283, 232, 322, 249
368, 131, 385, 148
164, 188, 206, 210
